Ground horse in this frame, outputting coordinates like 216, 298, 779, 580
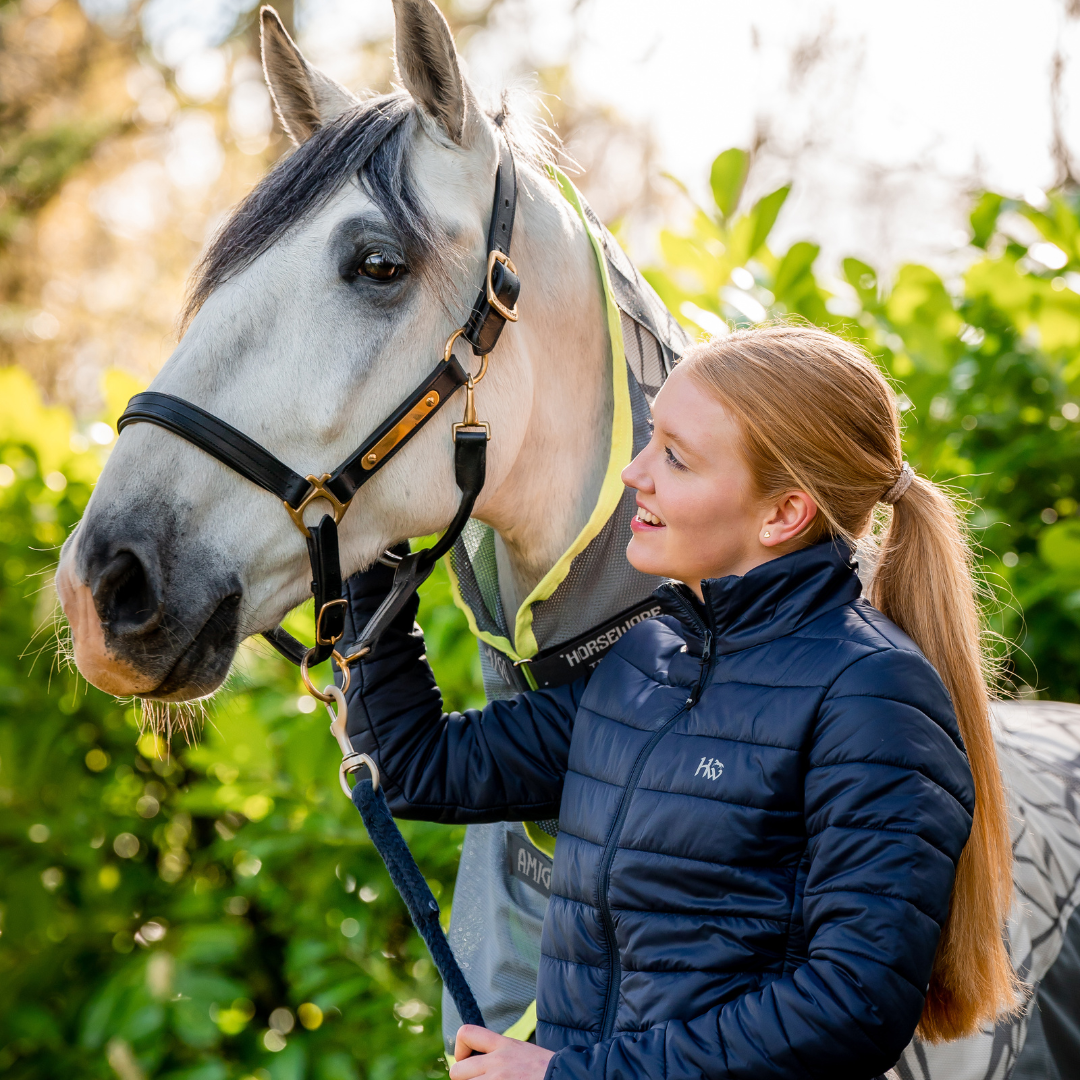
54, 3, 1080, 1077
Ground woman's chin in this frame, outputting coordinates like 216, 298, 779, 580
626, 534, 670, 579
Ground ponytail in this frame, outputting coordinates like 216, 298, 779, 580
683, 324, 1018, 1041
870, 476, 1018, 1041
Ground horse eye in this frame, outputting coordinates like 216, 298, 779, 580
358, 251, 405, 282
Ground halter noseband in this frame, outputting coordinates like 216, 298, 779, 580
117, 139, 521, 681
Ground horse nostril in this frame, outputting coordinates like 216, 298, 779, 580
93, 550, 163, 636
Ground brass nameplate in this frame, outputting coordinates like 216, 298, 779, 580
360, 390, 440, 470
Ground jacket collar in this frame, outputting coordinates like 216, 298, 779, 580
659, 539, 862, 655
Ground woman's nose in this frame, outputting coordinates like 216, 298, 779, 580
622, 450, 653, 492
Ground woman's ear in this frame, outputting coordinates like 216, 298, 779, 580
261, 6, 359, 146
760, 491, 817, 547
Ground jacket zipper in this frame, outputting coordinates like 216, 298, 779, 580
595, 596, 713, 1040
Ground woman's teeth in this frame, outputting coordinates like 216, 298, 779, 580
636, 508, 664, 526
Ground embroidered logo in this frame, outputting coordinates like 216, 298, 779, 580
694, 756, 724, 781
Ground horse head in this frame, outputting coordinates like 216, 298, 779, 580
56, 0, 612, 702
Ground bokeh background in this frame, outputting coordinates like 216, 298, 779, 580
3, 0, 1080, 1077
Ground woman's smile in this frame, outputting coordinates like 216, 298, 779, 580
632, 504, 666, 529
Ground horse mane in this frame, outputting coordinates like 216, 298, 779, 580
180, 89, 556, 336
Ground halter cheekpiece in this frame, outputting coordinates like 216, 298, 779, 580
880, 462, 914, 505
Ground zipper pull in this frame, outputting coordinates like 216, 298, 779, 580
686, 631, 713, 708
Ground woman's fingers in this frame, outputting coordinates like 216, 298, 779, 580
449, 1027, 555, 1080
453, 1023, 504, 1059
448, 1053, 486, 1080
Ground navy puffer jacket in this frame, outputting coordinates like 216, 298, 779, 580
340, 540, 975, 1079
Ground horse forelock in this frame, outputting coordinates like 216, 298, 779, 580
179, 88, 557, 337
180, 93, 438, 334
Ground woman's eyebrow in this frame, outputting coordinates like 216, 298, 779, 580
658, 424, 697, 457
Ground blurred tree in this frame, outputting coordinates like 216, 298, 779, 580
5, 1, 1080, 1076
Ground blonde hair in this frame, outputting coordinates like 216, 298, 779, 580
682, 323, 1017, 1043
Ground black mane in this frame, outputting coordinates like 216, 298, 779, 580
182, 93, 442, 330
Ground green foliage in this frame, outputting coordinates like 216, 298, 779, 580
0, 371, 482, 1077
708, 148, 748, 220
647, 149, 1080, 699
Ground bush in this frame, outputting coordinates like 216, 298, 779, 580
643, 152, 1080, 698
3, 154, 1080, 1078
0, 369, 482, 1078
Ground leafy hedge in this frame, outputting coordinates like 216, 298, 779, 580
0, 369, 482, 1079
3, 155, 1080, 1078
644, 150, 1080, 698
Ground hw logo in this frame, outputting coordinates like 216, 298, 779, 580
695, 757, 724, 781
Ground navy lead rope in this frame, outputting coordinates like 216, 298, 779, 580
324, 686, 486, 1033
349, 776, 485, 1029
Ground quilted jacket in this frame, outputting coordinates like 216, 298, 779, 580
340, 539, 975, 1079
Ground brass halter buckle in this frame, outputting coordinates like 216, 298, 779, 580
486, 250, 519, 323
444, 329, 492, 440
284, 473, 350, 539
315, 598, 349, 646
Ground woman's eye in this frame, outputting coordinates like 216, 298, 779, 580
665, 446, 688, 472
358, 251, 406, 282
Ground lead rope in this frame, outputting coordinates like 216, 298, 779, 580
297, 352, 494, 1035
319, 685, 486, 1029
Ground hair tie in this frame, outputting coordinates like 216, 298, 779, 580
880, 462, 914, 505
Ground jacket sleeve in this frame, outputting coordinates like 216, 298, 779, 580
338, 557, 585, 825
546, 646, 977, 1080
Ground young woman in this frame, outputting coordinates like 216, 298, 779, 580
340, 325, 1016, 1079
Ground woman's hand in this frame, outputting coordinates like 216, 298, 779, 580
449, 1025, 555, 1080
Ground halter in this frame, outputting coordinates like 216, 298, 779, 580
117, 139, 521, 687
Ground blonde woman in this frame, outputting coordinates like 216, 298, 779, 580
341, 325, 1016, 1079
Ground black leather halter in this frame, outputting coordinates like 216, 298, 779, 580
117, 140, 521, 675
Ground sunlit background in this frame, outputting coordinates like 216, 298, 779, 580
3, 2, 1080, 1078
5, 0, 1080, 412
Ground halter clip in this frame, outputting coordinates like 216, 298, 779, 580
301, 647, 353, 701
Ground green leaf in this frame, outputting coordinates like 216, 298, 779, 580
748, 186, 790, 257
843, 258, 878, 306
773, 241, 820, 300
970, 192, 1003, 249
709, 149, 748, 219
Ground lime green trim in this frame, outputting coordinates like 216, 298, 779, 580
443, 1000, 539, 1066
523, 821, 557, 859
444, 169, 633, 667
509, 170, 632, 659
502, 999, 539, 1041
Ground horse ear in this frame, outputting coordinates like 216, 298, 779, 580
260, 6, 358, 146
391, 0, 467, 144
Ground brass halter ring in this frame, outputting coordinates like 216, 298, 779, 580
300, 647, 353, 702
442, 328, 490, 388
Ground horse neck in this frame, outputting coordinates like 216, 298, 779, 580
474, 172, 614, 620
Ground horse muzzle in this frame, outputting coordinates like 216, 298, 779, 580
56, 522, 242, 701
